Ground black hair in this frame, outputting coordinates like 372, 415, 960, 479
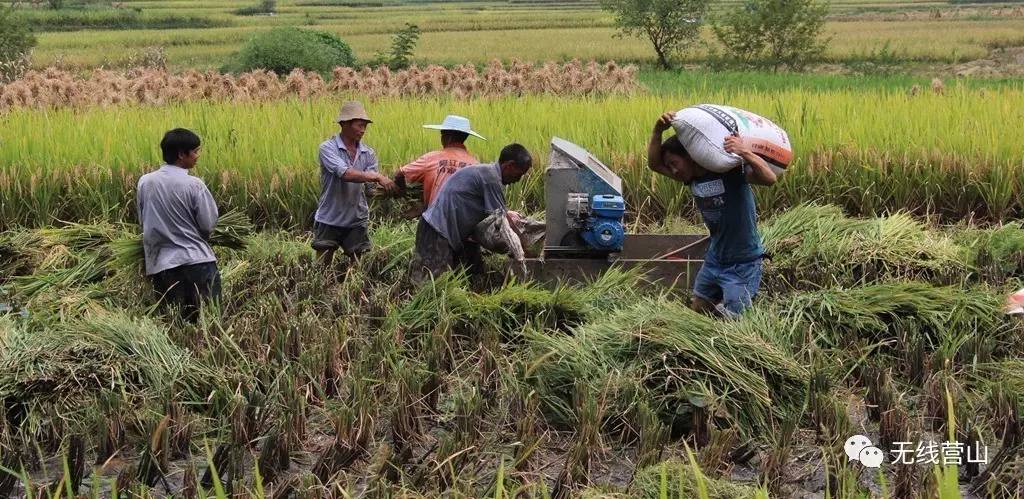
441, 130, 470, 144
661, 134, 689, 159
160, 128, 201, 164
498, 143, 532, 168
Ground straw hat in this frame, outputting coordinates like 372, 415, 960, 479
336, 101, 372, 123
423, 115, 485, 140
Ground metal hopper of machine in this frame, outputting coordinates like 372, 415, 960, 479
523, 137, 708, 289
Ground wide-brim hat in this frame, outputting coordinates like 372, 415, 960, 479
423, 115, 485, 140
336, 101, 372, 123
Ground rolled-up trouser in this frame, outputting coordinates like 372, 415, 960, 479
692, 257, 762, 318
411, 218, 483, 283
151, 261, 222, 323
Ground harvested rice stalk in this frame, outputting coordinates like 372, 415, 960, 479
8, 252, 108, 304
762, 204, 968, 287
529, 298, 807, 439
34, 222, 121, 252
630, 458, 761, 498
1, 222, 129, 279
955, 221, 1024, 279
389, 267, 650, 341
0, 229, 45, 278
108, 208, 254, 272
781, 282, 1012, 372
0, 312, 223, 423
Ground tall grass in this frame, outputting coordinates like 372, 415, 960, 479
2, 85, 1022, 228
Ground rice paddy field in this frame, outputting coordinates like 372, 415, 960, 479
3, 76, 1024, 228
11, 0, 1024, 69
4, 0, 1024, 497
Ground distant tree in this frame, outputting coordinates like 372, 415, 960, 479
712, 0, 830, 71
386, 23, 419, 70
370, 23, 420, 69
599, 0, 710, 69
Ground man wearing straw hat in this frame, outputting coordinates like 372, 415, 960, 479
394, 115, 484, 209
312, 100, 396, 267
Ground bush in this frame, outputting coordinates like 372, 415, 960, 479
0, 6, 37, 83
228, 27, 355, 75
234, 0, 277, 16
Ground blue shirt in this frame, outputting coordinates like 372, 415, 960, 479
422, 163, 507, 252
315, 135, 379, 228
136, 165, 218, 275
690, 167, 763, 265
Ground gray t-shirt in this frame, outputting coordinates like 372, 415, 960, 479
314, 135, 379, 228
136, 165, 218, 275
422, 163, 507, 251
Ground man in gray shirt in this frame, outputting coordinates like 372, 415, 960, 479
413, 143, 532, 281
312, 100, 396, 268
137, 128, 220, 323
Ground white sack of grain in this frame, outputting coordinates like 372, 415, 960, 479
670, 104, 793, 175
474, 210, 534, 277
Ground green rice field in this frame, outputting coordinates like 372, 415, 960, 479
3, 0, 1024, 497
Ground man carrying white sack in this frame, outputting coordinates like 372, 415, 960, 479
648, 105, 791, 317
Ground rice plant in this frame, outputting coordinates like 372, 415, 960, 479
2, 83, 1024, 228
1, 207, 1022, 497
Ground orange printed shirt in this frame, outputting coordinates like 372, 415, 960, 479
399, 145, 479, 205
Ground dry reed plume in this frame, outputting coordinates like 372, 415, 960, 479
0, 60, 638, 113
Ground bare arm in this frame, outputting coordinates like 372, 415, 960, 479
725, 136, 777, 186
320, 145, 396, 191
647, 112, 674, 175
365, 154, 397, 193
395, 153, 430, 191
341, 168, 389, 184
647, 112, 696, 183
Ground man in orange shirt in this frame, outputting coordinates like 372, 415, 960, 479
394, 115, 485, 208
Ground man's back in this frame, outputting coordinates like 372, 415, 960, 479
401, 145, 478, 205
137, 165, 218, 275
422, 163, 506, 251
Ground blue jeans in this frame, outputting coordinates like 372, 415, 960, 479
692, 258, 762, 317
